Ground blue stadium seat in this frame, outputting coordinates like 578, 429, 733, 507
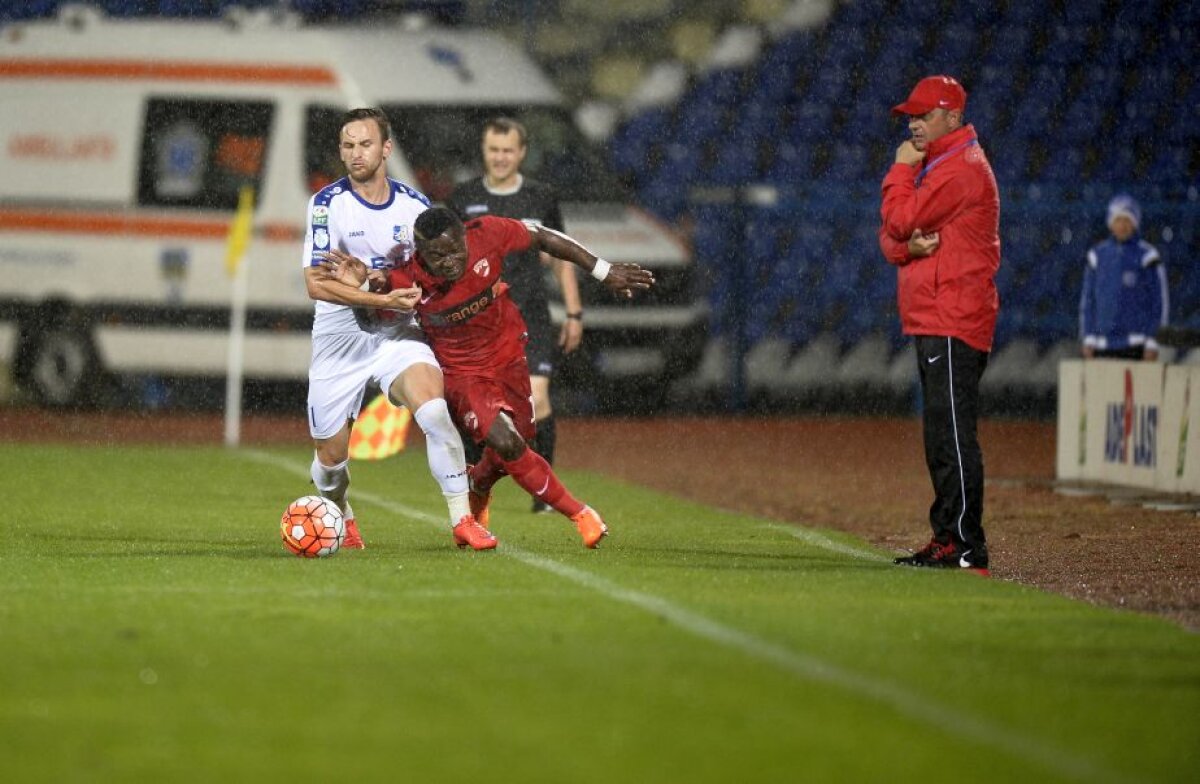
676, 99, 726, 141
876, 26, 925, 61
949, 0, 1001, 27
1145, 147, 1192, 186
1024, 65, 1069, 100
1, 0, 57, 19
1094, 145, 1140, 182
1002, 2, 1048, 25
1059, 100, 1109, 145
159, 0, 222, 15
822, 29, 869, 70
705, 145, 759, 186
1114, 0, 1163, 26
786, 103, 834, 142
837, 0, 888, 28
1040, 147, 1086, 183
609, 108, 670, 180
765, 143, 813, 184
825, 144, 871, 181
1042, 25, 1090, 66
932, 24, 979, 68
1063, 3, 1105, 25
984, 26, 1032, 65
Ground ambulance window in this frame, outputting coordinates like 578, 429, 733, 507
305, 106, 345, 194
138, 98, 273, 210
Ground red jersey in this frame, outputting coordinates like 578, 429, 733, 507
389, 215, 532, 374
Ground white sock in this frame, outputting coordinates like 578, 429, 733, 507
413, 398, 470, 526
311, 454, 353, 519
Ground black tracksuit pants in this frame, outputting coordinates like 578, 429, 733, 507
914, 335, 989, 554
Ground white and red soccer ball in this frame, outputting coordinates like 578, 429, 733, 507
280, 496, 345, 558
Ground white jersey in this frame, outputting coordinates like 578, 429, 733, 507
301, 176, 431, 337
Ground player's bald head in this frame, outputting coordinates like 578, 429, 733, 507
414, 207, 464, 242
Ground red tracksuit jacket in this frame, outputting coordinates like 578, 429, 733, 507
878, 124, 1001, 352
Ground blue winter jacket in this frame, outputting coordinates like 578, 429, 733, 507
1079, 233, 1168, 351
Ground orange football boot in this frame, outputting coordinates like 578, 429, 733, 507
342, 517, 365, 549
453, 514, 497, 551
570, 506, 608, 549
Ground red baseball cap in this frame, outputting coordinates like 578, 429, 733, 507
891, 75, 967, 116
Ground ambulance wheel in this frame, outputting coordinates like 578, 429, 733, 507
26, 327, 97, 408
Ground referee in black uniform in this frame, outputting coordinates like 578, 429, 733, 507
446, 117, 583, 513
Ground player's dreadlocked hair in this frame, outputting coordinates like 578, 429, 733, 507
414, 207, 463, 241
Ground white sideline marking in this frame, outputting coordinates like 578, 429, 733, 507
243, 450, 1125, 784
764, 524, 891, 562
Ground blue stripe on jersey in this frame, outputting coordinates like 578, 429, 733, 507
313, 176, 351, 208
393, 180, 431, 207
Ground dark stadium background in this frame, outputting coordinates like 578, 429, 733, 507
3, 0, 1196, 419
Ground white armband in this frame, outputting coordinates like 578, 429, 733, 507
591, 258, 611, 281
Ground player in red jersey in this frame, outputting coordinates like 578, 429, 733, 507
318, 206, 654, 548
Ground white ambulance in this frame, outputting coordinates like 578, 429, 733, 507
0, 9, 703, 406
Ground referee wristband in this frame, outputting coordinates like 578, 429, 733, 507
590, 258, 611, 281
566, 312, 583, 321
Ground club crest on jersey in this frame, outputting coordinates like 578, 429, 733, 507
314, 229, 330, 249
464, 410, 479, 433
393, 225, 409, 242
472, 258, 490, 277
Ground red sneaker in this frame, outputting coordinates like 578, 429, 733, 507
570, 506, 608, 549
453, 514, 497, 551
342, 517, 365, 550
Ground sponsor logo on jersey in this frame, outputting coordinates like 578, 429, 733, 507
348, 230, 365, 237
420, 281, 505, 327
314, 228, 330, 250
465, 204, 489, 215
311, 205, 329, 226
464, 410, 478, 434
393, 225, 409, 243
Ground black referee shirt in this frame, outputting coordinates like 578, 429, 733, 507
445, 176, 565, 322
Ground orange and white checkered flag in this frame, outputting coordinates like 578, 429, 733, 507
348, 394, 411, 460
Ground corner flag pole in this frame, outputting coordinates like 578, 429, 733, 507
224, 185, 255, 448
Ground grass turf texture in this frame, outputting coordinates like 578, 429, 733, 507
2, 443, 1198, 783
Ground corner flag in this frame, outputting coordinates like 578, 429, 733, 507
349, 394, 412, 460
225, 185, 255, 277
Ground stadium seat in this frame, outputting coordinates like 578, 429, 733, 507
825, 144, 871, 181
705, 145, 759, 186
0, 0, 56, 19
609, 108, 670, 179
1041, 25, 1090, 67
983, 26, 1032, 66
764, 143, 813, 183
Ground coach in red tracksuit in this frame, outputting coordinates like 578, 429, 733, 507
878, 75, 1000, 573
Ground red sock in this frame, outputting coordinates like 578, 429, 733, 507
500, 447, 585, 517
470, 447, 508, 494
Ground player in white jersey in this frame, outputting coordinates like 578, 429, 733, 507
300, 108, 494, 552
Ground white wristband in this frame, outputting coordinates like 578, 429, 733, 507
591, 258, 611, 281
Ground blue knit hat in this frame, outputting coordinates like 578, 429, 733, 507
1106, 193, 1141, 230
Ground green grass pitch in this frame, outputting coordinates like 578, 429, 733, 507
1, 442, 1197, 783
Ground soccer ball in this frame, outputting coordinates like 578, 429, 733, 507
280, 496, 345, 558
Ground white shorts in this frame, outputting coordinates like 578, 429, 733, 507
307, 329, 439, 440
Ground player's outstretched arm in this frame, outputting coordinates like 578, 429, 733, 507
528, 225, 655, 300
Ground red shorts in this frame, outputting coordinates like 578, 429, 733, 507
443, 357, 535, 444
